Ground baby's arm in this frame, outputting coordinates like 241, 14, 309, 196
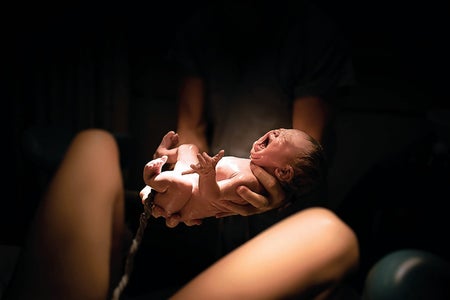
187, 150, 224, 200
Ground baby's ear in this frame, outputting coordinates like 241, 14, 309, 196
275, 165, 294, 183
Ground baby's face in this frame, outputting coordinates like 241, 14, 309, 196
250, 128, 309, 169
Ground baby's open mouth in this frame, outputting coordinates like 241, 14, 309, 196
251, 137, 268, 159
254, 136, 269, 152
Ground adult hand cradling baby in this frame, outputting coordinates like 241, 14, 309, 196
140, 131, 286, 227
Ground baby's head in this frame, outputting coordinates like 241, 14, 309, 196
250, 128, 326, 201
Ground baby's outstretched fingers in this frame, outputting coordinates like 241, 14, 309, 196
197, 152, 207, 166
198, 150, 224, 168
211, 149, 225, 163
198, 149, 223, 162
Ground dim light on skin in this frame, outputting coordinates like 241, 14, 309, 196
143, 127, 324, 226
250, 128, 309, 168
170, 207, 359, 300
250, 128, 315, 183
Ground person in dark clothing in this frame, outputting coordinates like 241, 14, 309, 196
167, 0, 355, 254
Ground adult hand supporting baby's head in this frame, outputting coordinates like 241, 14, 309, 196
215, 163, 285, 217
247, 162, 285, 209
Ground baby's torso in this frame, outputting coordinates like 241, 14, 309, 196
216, 156, 265, 201
175, 156, 265, 221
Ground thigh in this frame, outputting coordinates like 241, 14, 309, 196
153, 179, 193, 216
5, 129, 125, 300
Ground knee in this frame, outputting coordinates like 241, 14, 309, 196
72, 129, 120, 160
74, 129, 116, 147
64, 129, 123, 188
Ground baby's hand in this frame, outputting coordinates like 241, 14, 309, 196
182, 150, 224, 176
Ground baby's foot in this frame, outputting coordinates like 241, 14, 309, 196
154, 131, 179, 163
144, 155, 168, 181
160, 131, 178, 149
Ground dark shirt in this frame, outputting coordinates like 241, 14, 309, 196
170, 0, 355, 254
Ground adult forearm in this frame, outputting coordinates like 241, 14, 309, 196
292, 96, 332, 143
177, 77, 209, 152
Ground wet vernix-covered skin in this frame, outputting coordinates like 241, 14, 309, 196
141, 129, 313, 227
142, 144, 265, 227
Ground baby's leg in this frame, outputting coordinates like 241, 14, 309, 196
152, 176, 195, 218
143, 155, 197, 221
5, 129, 125, 300
143, 156, 170, 192
154, 131, 179, 163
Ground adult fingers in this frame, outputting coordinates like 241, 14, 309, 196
166, 214, 181, 228
215, 212, 238, 218
236, 185, 269, 208
184, 219, 203, 226
217, 200, 261, 217
250, 163, 285, 208
152, 205, 166, 218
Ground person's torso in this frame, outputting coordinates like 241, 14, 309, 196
202, 45, 292, 157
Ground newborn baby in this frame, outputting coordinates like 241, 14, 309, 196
142, 128, 325, 226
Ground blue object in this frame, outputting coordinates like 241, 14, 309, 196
362, 249, 450, 300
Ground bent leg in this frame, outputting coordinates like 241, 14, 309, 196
5, 129, 125, 300
143, 156, 170, 192
152, 178, 193, 218
170, 207, 359, 300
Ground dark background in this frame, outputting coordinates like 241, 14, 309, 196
3, 0, 450, 297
